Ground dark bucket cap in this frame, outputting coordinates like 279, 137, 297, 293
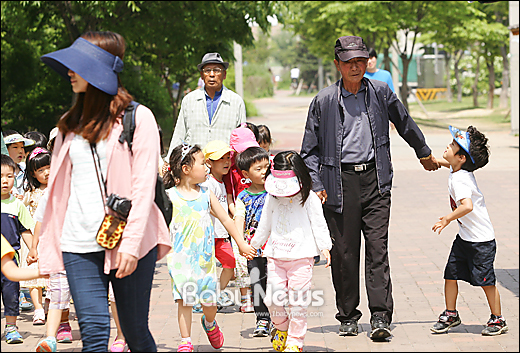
335, 36, 369, 62
197, 52, 229, 71
41, 37, 124, 96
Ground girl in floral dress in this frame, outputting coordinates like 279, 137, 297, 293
163, 143, 255, 352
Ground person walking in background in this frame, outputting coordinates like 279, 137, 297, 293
163, 143, 255, 352
364, 48, 395, 92
1, 154, 35, 344
200, 141, 236, 310
234, 146, 272, 337
251, 151, 332, 352
38, 30, 171, 351
20, 147, 51, 327
29, 191, 75, 352
223, 124, 261, 313
430, 125, 508, 336
166, 52, 246, 159
2, 130, 35, 199
300, 35, 440, 341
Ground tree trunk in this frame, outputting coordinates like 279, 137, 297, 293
400, 53, 411, 112
454, 49, 464, 103
486, 58, 495, 110
383, 46, 391, 72
172, 79, 186, 128
499, 45, 509, 109
445, 52, 452, 103
472, 54, 480, 107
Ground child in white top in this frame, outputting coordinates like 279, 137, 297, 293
251, 151, 332, 352
200, 140, 236, 309
163, 143, 255, 352
430, 125, 507, 336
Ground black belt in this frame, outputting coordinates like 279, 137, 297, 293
341, 160, 375, 172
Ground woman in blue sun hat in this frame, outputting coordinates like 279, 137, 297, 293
38, 31, 171, 352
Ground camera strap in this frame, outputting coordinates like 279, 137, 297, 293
90, 143, 109, 213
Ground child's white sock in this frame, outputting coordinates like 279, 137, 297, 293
181, 337, 191, 343
205, 318, 216, 329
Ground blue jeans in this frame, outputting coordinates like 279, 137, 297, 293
63, 246, 157, 352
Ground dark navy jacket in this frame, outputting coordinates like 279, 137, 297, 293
300, 78, 431, 214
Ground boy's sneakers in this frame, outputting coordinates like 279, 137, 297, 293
4, 325, 23, 344
271, 328, 288, 352
253, 319, 270, 337
56, 322, 73, 343
201, 315, 224, 349
481, 314, 508, 336
431, 309, 461, 333
36, 336, 57, 352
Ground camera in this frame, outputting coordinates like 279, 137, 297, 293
106, 194, 132, 219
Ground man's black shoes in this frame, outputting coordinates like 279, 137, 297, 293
339, 320, 358, 336
370, 316, 391, 340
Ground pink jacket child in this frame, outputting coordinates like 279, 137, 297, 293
38, 105, 171, 275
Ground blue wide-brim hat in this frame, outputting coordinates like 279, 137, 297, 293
449, 125, 475, 164
41, 37, 124, 96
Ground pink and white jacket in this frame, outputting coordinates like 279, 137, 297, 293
39, 105, 171, 275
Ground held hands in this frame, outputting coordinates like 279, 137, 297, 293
26, 248, 38, 266
321, 249, 331, 268
316, 190, 328, 204
432, 216, 450, 234
420, 154, 441, 171
115, 252, 138, 278
239, 243, 256, 260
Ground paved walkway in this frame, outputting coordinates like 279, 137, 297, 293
2, 89, 518, 352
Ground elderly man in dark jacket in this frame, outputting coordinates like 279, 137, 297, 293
301, 36, 439, 341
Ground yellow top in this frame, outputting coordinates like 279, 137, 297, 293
1, 234, 15, 260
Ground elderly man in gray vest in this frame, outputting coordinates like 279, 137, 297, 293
166, 52, 246, 159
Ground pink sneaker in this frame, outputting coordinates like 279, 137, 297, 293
56, 322, 72, 343
110, 337, 127, 352
201, 316, 224, 349
177, 341, 193, 352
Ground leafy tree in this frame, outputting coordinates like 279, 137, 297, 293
1, 1, 283, 140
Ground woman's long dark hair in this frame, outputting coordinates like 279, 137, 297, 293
57, 31, 133, 144
24, 149, 52, 192
269, 150, 312, 205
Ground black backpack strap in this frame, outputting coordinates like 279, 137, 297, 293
118, 101, 140, 154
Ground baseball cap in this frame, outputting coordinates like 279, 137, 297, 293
229, 123, 260, 154
3, 133, 35, 147
265, 169, 302, 197
335, 36, 369, 62
449, 125, 475, 164
202, 140, 232, 160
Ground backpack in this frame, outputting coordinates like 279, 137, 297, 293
118, 101, 173, 226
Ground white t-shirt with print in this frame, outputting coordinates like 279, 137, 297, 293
201, 175, 229, 239
448, 168, 495, 242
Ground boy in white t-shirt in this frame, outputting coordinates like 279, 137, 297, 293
430, 125, 507, 336
200, 140, 236, 312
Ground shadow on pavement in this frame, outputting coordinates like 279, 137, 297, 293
496, 268, 519, 297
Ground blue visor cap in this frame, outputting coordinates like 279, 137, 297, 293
41, 37, 124, 96
449, 125, 475, 164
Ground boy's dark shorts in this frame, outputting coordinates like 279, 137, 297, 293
444, 234, 496, 286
